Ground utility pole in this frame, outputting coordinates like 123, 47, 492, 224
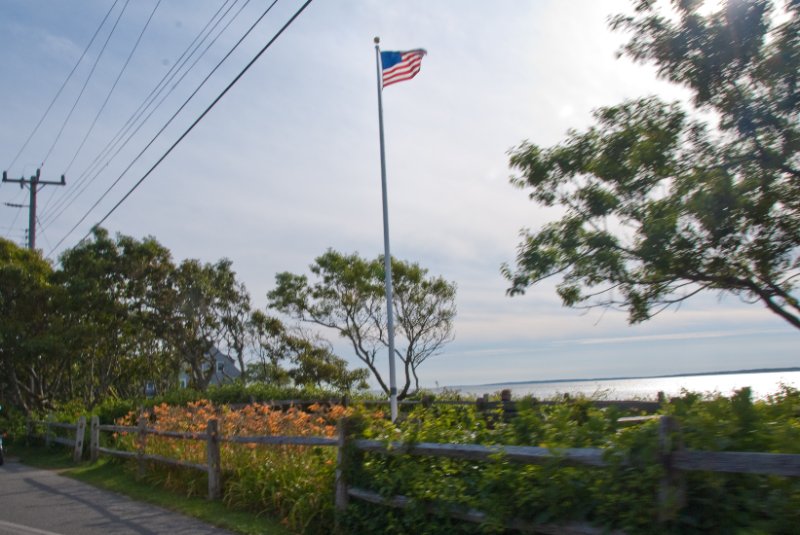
2, 169, 65, 251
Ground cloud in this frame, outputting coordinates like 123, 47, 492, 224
563, 328, 792, 346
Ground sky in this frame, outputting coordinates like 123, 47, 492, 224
1, 0, 796, 389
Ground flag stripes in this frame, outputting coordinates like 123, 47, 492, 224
381, 49, 427, 88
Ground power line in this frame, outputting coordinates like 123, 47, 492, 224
35, 215, 53, 251
40, 0, 243, 225
63, 0, 162, 176
65, 0, 239, 190
4, 207, 24, 240
41, 0, 163, 220
41, 0, 131, 167
41, 0, 249, 228
2, 185, 27, 239
42, 0, 257, 234
5, 0, 120, 173
73, 0, 316, 250
49, 0, 313, 256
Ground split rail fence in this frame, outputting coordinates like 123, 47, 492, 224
27, 416, 86, 463
28, 411, 800, 535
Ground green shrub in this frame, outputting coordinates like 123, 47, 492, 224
343, 389, 800, 534
0, 404, 29, 445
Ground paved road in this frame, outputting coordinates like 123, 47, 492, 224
0, 459, 235, 535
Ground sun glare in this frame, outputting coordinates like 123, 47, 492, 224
697, 0, 728, 16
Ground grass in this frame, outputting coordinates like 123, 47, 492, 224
11, 443, 292, 535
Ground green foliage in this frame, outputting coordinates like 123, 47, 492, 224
55, 228, 181, 408
344, 389, 800, 534
0, 238, 58, 413
661, 387, 800, 534
246, 310, 369, 393
169, 257, 252, 390
0, 229, 368, 416
93, 397, 139, 426
223, 444, 336, 535
504, 0, 800, 329
0, 403, 30, 445
144, 383, 342, 410
269, 249, 457, 399
343, 401, 661, 534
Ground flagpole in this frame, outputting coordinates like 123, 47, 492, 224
374, 36, 399, 423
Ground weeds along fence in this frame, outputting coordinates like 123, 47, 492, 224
340, 415, 800, 533
88, 415, 339, 501
30, 412, 800, 535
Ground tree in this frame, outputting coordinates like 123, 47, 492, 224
246, 311, 293, 386
246, 311, 369, 392
0, 239, 57, 412
503, 0, 800, 329
56, 228, 179, 406
218, 276, 252, 384
268, 250, 456, 399
168, 258, 251, 390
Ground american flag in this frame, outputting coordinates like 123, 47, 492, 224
380, 49, 427, 88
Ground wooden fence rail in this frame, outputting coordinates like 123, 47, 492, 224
27, 416, 86, 462
339, 417, 650, 534
90, 415, 221, 499
34, 412, 800, 534
352, 439, 609, 466
673, 450, 800, 477
88, 416, 340, 500
223, 435, 338, 447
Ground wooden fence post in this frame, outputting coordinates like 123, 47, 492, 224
136, 412, 147, 480
72, 416, 86, 463
501, 389, 517, 421
206, 419, 221, 500
90, 416, 100, 462
658, 415, 685, 522
335, 418, 351, 513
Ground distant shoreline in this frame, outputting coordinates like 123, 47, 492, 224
456, 367, 800, 389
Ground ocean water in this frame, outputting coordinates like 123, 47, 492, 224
445, 371, 800, 401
